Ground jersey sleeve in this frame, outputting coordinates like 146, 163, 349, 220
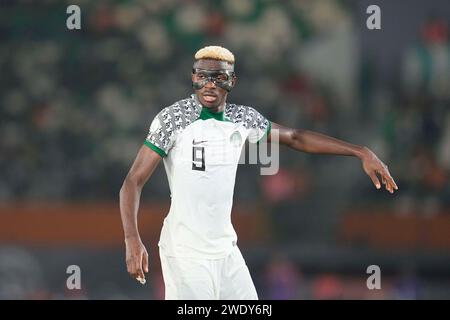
247, 107, 272, 144
144, 107, 177, 157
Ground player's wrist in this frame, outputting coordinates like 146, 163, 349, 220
355, 145, 370, 160
124, 234, 141, 242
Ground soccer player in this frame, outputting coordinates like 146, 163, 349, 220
119, 46, 398, 300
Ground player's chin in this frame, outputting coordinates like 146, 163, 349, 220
200, 97, 221, 108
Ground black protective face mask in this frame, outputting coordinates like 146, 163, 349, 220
192, 68, 235, 92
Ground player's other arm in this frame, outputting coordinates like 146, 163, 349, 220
119, 146, 162, 283
268, 122, 398, 194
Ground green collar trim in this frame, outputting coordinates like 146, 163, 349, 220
199, 107, 225, 121
192, 93, 230, 122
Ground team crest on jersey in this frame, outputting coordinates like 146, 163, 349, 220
230, 130, 242, 147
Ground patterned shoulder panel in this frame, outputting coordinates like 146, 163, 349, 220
162, 97, 202, 131
146, 97, 201, 155
224, 103, 270, 131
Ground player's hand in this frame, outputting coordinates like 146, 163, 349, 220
125, 236, 149, 284
360, 147, 398, 194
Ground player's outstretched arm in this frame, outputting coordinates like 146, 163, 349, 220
119, 145, 162, 283
268, 122, 398, 194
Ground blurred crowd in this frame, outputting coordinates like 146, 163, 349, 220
1, 0, 448, 208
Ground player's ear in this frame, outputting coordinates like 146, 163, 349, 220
231, 75, 237, 88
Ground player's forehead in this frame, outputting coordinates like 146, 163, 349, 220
193, 59, 233, 71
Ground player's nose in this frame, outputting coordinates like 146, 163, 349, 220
204, 79, 217, 88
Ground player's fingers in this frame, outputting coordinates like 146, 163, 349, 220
126, 258, 137, 277
142, 251, 149, 273
137, 269, 144, 279
134, 253, 146, 281
381, 166, 397, 188
389, 180, 397, 193
368, 171, 381, 189
381, 169, 398, 192
381, 175, 391, 193
387, 174, 398, 190
135, 254, 143, 274
126, 257, 132, 273
386, 183, 393, 194
380, 173, 390, 192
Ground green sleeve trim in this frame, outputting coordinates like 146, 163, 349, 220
144, 140, 167, 157
257, 121, 272, 144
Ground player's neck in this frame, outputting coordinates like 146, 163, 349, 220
204, 103, 225, 114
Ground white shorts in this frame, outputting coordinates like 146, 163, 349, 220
159, 246, 258, 300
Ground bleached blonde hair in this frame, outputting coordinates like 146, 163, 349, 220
194, 46, 235, 64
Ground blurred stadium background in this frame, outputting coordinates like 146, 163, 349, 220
1, 0, 450, 299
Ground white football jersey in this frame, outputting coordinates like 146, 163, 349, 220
145, 94, 271, 258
